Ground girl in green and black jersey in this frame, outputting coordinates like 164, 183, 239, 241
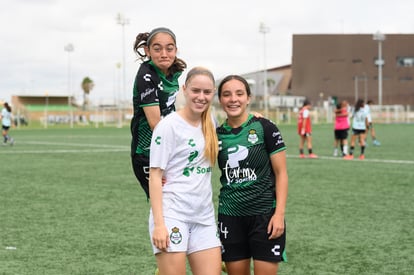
130, 27, 186, 199
216, 75, 289, 275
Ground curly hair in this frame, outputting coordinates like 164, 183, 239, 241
133, 28, 186, 75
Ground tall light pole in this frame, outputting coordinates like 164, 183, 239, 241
354, 75, 359, 102
64, 43, 74, 128
354, 74, 368, 103
259, 22, 270, 118
373, 31, 385, 107
116, 62, 122, 128
363, 72, 368, 102
44, 92, 49, 129
116, 13, 129, 106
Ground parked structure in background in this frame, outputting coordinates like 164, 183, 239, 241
10, 95, 131, 127
291, 34, 414, 107
234, 65, 305, 109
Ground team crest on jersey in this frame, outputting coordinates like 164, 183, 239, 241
247, 129, 258, 144
170, 227, 182, 244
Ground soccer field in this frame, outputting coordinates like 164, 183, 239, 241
1, 123, 413, 274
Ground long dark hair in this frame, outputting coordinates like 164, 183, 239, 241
4, 102, 11, 112
218, 75, 251, 98
355, 99, 364, 112
133, 28, 186, 76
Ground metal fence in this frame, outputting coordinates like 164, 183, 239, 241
215, 105, 414, 125
16, 104, 414, 129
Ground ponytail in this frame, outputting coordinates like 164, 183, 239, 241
4, 102, 11, 112
202, 107, 218, 166
185, 67, 218, 165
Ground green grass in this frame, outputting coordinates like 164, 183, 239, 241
1, 123, 413, 274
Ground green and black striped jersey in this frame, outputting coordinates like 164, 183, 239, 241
217, 114, 286, 216
130, 60, 182, 157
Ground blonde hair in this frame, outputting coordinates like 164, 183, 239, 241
185, 67, 218, 166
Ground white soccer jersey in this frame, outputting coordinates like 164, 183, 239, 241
1, 108, 12, 127
149, 112, 215, 225
364, 104, 372, 123
352, 108, 368, 130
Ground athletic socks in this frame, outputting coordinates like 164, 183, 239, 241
343, 145, 348, 155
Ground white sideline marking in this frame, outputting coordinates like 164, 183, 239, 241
2, 142, 413, 165
0, 141, 129, 154
5, 149, 129, 154
24, 141, 127, 149
287, 155, 414, 165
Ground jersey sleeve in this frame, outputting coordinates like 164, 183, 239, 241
133, 65, 161, 107
261, 118, 286, 155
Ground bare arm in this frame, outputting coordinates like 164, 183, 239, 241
149, 167, 169, 250
143, 105, 162, 130
336, 108, 348, 117
267, 150, 288, 239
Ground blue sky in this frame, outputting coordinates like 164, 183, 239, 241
1, 0, 413, 105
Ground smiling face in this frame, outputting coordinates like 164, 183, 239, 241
218, 78, 251, 121
144, 32, 177, 75
183, 74, 215, 116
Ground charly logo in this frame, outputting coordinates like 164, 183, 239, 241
247, 129, 258, 144
143, 73, 151, 82
188, 139, 196, 147
170, 227, 182, 244
155, 136, 161, 145
271, 244, 281, 256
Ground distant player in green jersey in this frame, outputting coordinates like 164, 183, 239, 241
130, 27, 187, 199
216, 75, 288, 275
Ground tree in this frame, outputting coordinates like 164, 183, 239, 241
81, 77, 94, 109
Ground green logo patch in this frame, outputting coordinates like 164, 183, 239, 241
155, 136, 161, 145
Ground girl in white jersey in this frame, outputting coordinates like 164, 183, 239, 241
148, 67, 221, 275
344, 99, 368, 160
1, 102, 14, 146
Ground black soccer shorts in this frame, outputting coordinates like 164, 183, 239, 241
218, 211, 287, 263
